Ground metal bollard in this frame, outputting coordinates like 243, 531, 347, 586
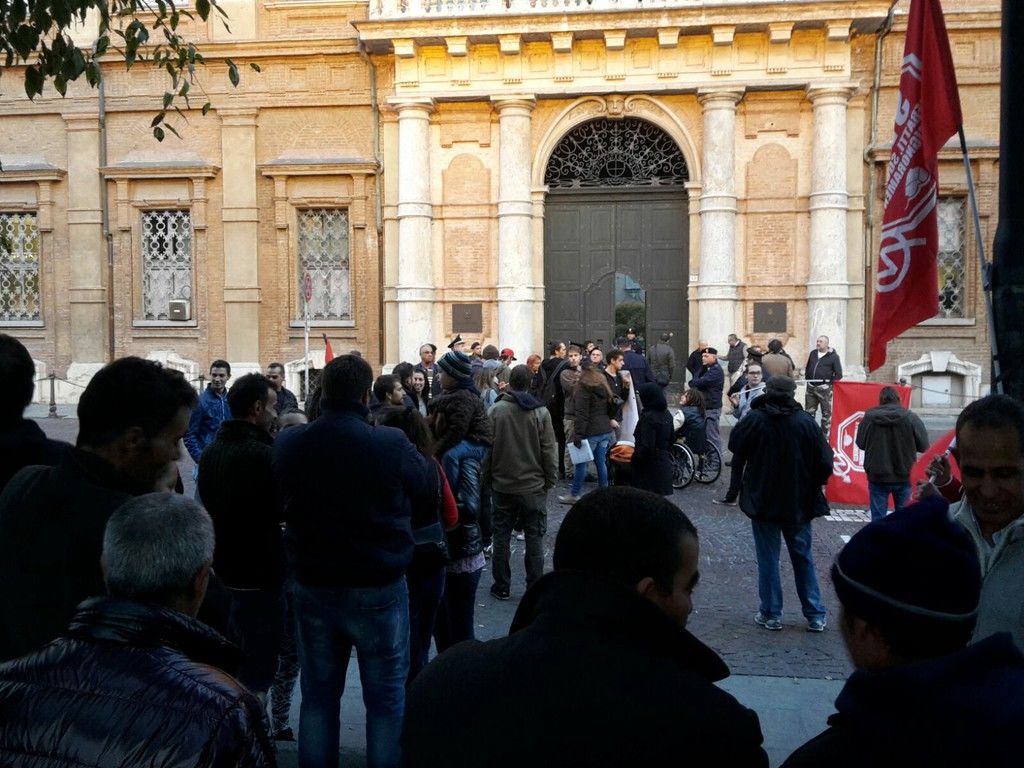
47, 373, 58, 418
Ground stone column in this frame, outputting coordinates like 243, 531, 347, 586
392, 98, 435, 361
806, 84, 855, 360
492, 95, 535, 357
696, 88, 743, 350
220, 109, 261, 370
63, 115, 107, 380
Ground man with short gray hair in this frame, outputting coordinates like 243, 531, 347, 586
0, 493, 274, 767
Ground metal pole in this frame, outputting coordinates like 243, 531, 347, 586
993, 0, 1024, 399
304, 295, 311, 400
47, 373, 57, 418
958, 126, 1003, 394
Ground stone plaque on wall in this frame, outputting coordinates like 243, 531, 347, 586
452, 303, 483, 333
753, 302, 787, 333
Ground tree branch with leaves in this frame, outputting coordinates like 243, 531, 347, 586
0, 0, 258, 140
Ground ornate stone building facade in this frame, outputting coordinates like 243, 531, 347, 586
0, 0, 1001, 407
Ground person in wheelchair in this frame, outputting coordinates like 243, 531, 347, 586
675, 389, 707, 450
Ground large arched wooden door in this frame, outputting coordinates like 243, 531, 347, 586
543, 118, 689, 374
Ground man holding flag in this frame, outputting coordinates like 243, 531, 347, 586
868, 0, 962, 372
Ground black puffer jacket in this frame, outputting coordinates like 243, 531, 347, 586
0, 597, 275, 767
728, 391, 834, 526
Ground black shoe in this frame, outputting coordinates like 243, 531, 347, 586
490, 585, 511, 601
712, 497, 738, 506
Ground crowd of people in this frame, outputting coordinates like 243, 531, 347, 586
0, 328, 1022, 767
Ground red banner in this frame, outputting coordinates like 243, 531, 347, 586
826, 381, 912, 506
868, 0, 962, 371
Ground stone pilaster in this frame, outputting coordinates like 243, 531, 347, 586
220, 109, 261, 366
62, 114, 107, 372
392, 98, 435, 361
807, 84, 855, 360
696, 88, 743, 349
492, 95, 536, 357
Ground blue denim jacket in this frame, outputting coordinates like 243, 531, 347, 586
184, 385, 229, 463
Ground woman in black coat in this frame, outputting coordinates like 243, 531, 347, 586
631, 383, 675, 495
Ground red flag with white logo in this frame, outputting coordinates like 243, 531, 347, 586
826, 381, 912, 506
868, 0, 962, 371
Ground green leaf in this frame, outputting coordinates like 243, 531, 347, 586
202, 102, 211, 116
95, 35, 109, 57
196, 0, 211, 20
151, 111, 166, 127
227, 60, 239, 87
250, 62, 261, 73
54, 75, 67, 97
153, 126, 166, 142
165, 123, 181, 139
163, 91, 173, 108
24, 66, 43, 99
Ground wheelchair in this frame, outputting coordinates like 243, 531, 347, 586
670, 416, 722, 489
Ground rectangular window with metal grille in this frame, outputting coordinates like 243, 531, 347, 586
936, 197, 967, 319
297, 208, 351, 322
141, 210, 193, 321
0, 212, 41, 323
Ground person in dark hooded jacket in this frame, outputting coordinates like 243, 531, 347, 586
402, 487, 768, 768
0, 333, 72, 493
729, 375, 832, 632
855, 386, 929, 521
485, 365, 558, 600
631, 382, 674, 496
782, 496, 1024, 768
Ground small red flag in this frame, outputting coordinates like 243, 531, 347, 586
322, 333, 334, 363
909, 428, 960, 489
868, 0, 962, 371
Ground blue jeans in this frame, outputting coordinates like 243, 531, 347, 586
750, 520, 826, 621
433, 567, 483, 653
292, 579, 409, 768
868, 481, 912, 522
571, 431, 614, 497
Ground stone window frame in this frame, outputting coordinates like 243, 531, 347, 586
139, 208, 195, 322
102, 162, 218, 336
259, 159, 377, 331
0, 163, 64, 330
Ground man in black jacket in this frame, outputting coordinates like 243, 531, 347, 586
804, 335, 843, 436
0, 357, 197, 661
855, 386, 929, 522
0, 333, 72, 493
274, 354, 431, 768
403, 487, 768, 767
0, 492, 274, 767
199, 373, 282, 699
729, 375, 833, 633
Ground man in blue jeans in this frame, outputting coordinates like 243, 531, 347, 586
855, 386, 929, 521
728, 375, 833, 632
274, 355, 432, 768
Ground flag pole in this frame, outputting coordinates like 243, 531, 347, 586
957, 125, 1003, 394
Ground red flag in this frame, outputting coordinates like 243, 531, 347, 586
909, 428, 960, 489
826, 381, 912, 506
868, 0, 962, 371
322, 333, 334, 363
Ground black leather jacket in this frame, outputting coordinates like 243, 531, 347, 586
0, 597, 275, 768
446, 455, 483, 561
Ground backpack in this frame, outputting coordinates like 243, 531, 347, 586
539, 360, 570, 412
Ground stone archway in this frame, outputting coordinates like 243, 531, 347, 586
541, 113, 690, 375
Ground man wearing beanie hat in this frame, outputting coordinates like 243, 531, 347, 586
728, 374, 832, 632
783, 496, 1024, 767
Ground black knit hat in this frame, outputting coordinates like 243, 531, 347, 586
438, 350, 473, 381
766, 375, 796, 395
832, 496, 980, 638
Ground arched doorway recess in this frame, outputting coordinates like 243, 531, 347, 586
543, 116, 689, 371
